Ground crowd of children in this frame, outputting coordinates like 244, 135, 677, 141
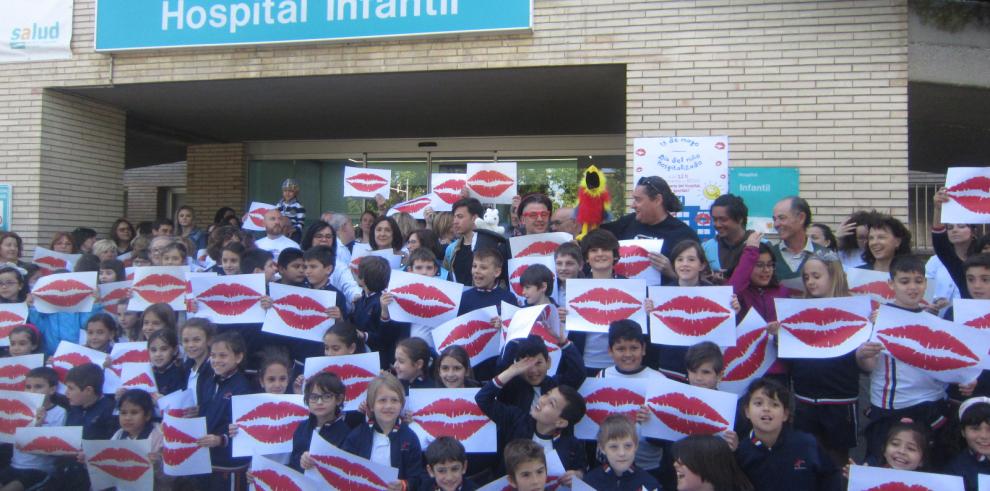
0, 179, 989, 491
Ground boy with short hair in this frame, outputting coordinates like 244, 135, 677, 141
495, 330, 587, 416
58, 363, 118, 490
735, 378, 840, 491
0, 367, 66, 491
477, 341, 587, 479
295, 246, 347, 361
152, 218, 174, 237
684, 341, 724, 390
963, 253, 990, 300
421, 436, 477, 491
277, 247, 306, 287
519, 264, 554, 307
242, 248, 278, 283
583, 415, 661, 490
458, 248, 517, 315
503, 439, 547, 491
351, 256, 390, 366
856, 255, 953, 462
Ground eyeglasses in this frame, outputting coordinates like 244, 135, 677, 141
754, 262, 775, 270
306, 393, 335, 404
522, 211, 550, 219
0, 280, 18, 287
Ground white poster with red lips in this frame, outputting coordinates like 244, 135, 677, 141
565, 279, 648, 334
83, 438, 153, 491
942, 167, 990, 224
98, 280, 131, 309
648, 286, 735, 347
231, 393, 308, 457
157, 388, 196, 418
15, 425, 82, 456
107, 342, 149, 379
465, 162, 517, 205
189, 273, 266, 324
127, 266, 188, 312
476, 450, 566, 491
348, 242, 373, 274
303, 351, 381, 412
0, 354, 42, 391
407, 388, 495, 452
845, 267, 936, 312
953, 299, 990, 369
873, 305, 988, 384
507, 255, 557, 303
0, 390, 43, 443
31, 247, 80, 276
848, 464, 964, 491
719, 309, 776, 396
642, 377, 737, 441
30, 271, 96, 314
0, 302, 28, 347
117, 252, 133, 268
509, 232, 574, 259
386, 270, 462, 326
343, 166, 392, 199
351, 246, 404, 271
243, 201, 276, 232
499, 301, 518, 350
251, 453, 323, 491
504, 304, 562, 377
387, 194, 432, 219
120, 362, 157, 394
263, 283, 337, 343
775, 296, 873, 359
616, 239, 665, 286
574, 377, 646, 440
50, 341, 108, 387
431, 173, 467, 211
306, 431, 400, 490
161, 414, 211, 476
432, 306, 500, 367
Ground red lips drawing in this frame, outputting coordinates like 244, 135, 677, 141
0, 364, 30, 391
198, 283, 261, 316
391, 284, 456, 318
434, 179, 466, 204
467, 170, 514, 198
273, 294, 331, 331
722, 328, 769, 382
615, 245, 651, 277
964, 313, 990, 330
99, 286, 129, 305
18, 435, 78, 455
509, 264, 532, 297
779, 307, 868, 348
0, 310, 26, 338
323, 364, 376, 405
346, 173, 389, 193
515, 241, 560, 258
238, 401, 308, 444
51, 352, 95, 382
248, 206, 271, 228
648, 393, 729, 435
162, 422, 200, 465
850, 281, 893, 310
946, 176, 990, 214
412, 398, 490, 440
123, 372, 156, 390
393, 196, 432, 214
32, 279, 92, 308
652, 296, 732, 337
312, 454, 390, 491
89, 446, 151, 482
132, 273, 186, 305
570, 288, 642, 326
863, 484, 932, 491
0, 398, 35, 435
34, 255, 68, 274
439, 319, 497, 361
877, 324, 980, 371
110, 349, 149, 377
584, 387, 644, 424
252, 468, 306, 491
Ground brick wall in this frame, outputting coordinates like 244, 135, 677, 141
186, 144, 248, 221
123, 161, 187, 224
0, 0, 910, 249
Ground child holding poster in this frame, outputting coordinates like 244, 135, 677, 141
292, 372, 350, 472
944, 397, 990, 491
0, 367, 66, 491
842, 419, 929, 477
181, 318, 214, 403
229, 348, 294, 464
148, 328, 187, 397
582, 415, 661, 491
351, 256, 390, 367
196, 331, 252, 490
571, 229, 626, 373
551, 242, 584, 307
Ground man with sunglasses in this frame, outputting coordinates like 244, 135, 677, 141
510, 193, 554, 236
600, 175, 699, 278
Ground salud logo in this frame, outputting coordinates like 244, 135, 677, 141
10, 21, 62, 49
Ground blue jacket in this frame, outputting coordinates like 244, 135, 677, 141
66, 394, 118, 440
342, 421, 426, 489
153, 357, 189, 397
583, 464, 662, 491
475, 378, 587, 475
458, 287, 518, 316
735, 428, 840, 491
495, 341, 586, 414
943, 449, 990, 491
289, 415, 351, 472
198, 370, 252, 467
30, 303, 103, 356
351, 291, 392, 365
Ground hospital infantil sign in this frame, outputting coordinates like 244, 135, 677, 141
95, 0, 532, 51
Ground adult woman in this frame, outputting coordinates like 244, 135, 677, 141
356, 211, 377, 244
860, 215, 912, 272
369, 216, 404, 255
175, 206, 206, 251
835, 210, 878, 269
301, 221, 337, 251
49, 232, 75, 254
0, 232, 26, 268
109, 218, 135, 253
430, 212, 454, 245
302, 220, 362, 304
808, 223, 838, 252
405, 228, 449, 279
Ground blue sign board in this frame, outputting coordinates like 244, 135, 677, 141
96, 0, 533, 51
729, 167, 800, 233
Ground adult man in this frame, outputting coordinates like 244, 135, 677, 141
323, 211, 357, 254
551, 207, 579, 237
703, 194, 755, 276
510, 193, 553, 236
771, 196, 821, 283
254, 209, 301, 260
600, 176, 698, 277
443, 197, 510, 287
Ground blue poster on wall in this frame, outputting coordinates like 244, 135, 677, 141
729, 167, 800, 233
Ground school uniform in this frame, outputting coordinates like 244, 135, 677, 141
790, 351, 860, 451
458, 287, 518, 316
582, 463, 662, 491
289, 415, 351, 472
418, 477, 478, 491
943, 449, 990, 491
153, 357, 189, 397
342, 421, 426, 490
597, 366, 666, 475
475, 378, 588, 475
401, 375, 437, 394
66, 394, 118, 439
198, 370, 252, 468
735, 428, 841, 491
184, 357, 214, 402
495, 340, 586, 414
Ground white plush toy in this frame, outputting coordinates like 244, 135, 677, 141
474, 207, 504, 235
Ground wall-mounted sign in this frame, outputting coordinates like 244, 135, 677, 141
729, 167, 800, 233
96, 0, 532, 51
0, 184, 12, 232
0, 0, 73, 64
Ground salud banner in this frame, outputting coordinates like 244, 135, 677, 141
633, 137, 729, 240
0, 0, 73, 63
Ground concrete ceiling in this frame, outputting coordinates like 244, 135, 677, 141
62, 65, 627, 167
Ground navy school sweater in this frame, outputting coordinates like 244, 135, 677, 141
582, 463, 663, 491
494, 340, 586, 414
735, 427, 841, 491
289, 414, 351, 472
198, 370, 252, 467
342, 421, 426, 490
66, 394, 118, 440
943, 449, 990, 491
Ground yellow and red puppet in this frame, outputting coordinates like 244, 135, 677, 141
575, 165, 610, 241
